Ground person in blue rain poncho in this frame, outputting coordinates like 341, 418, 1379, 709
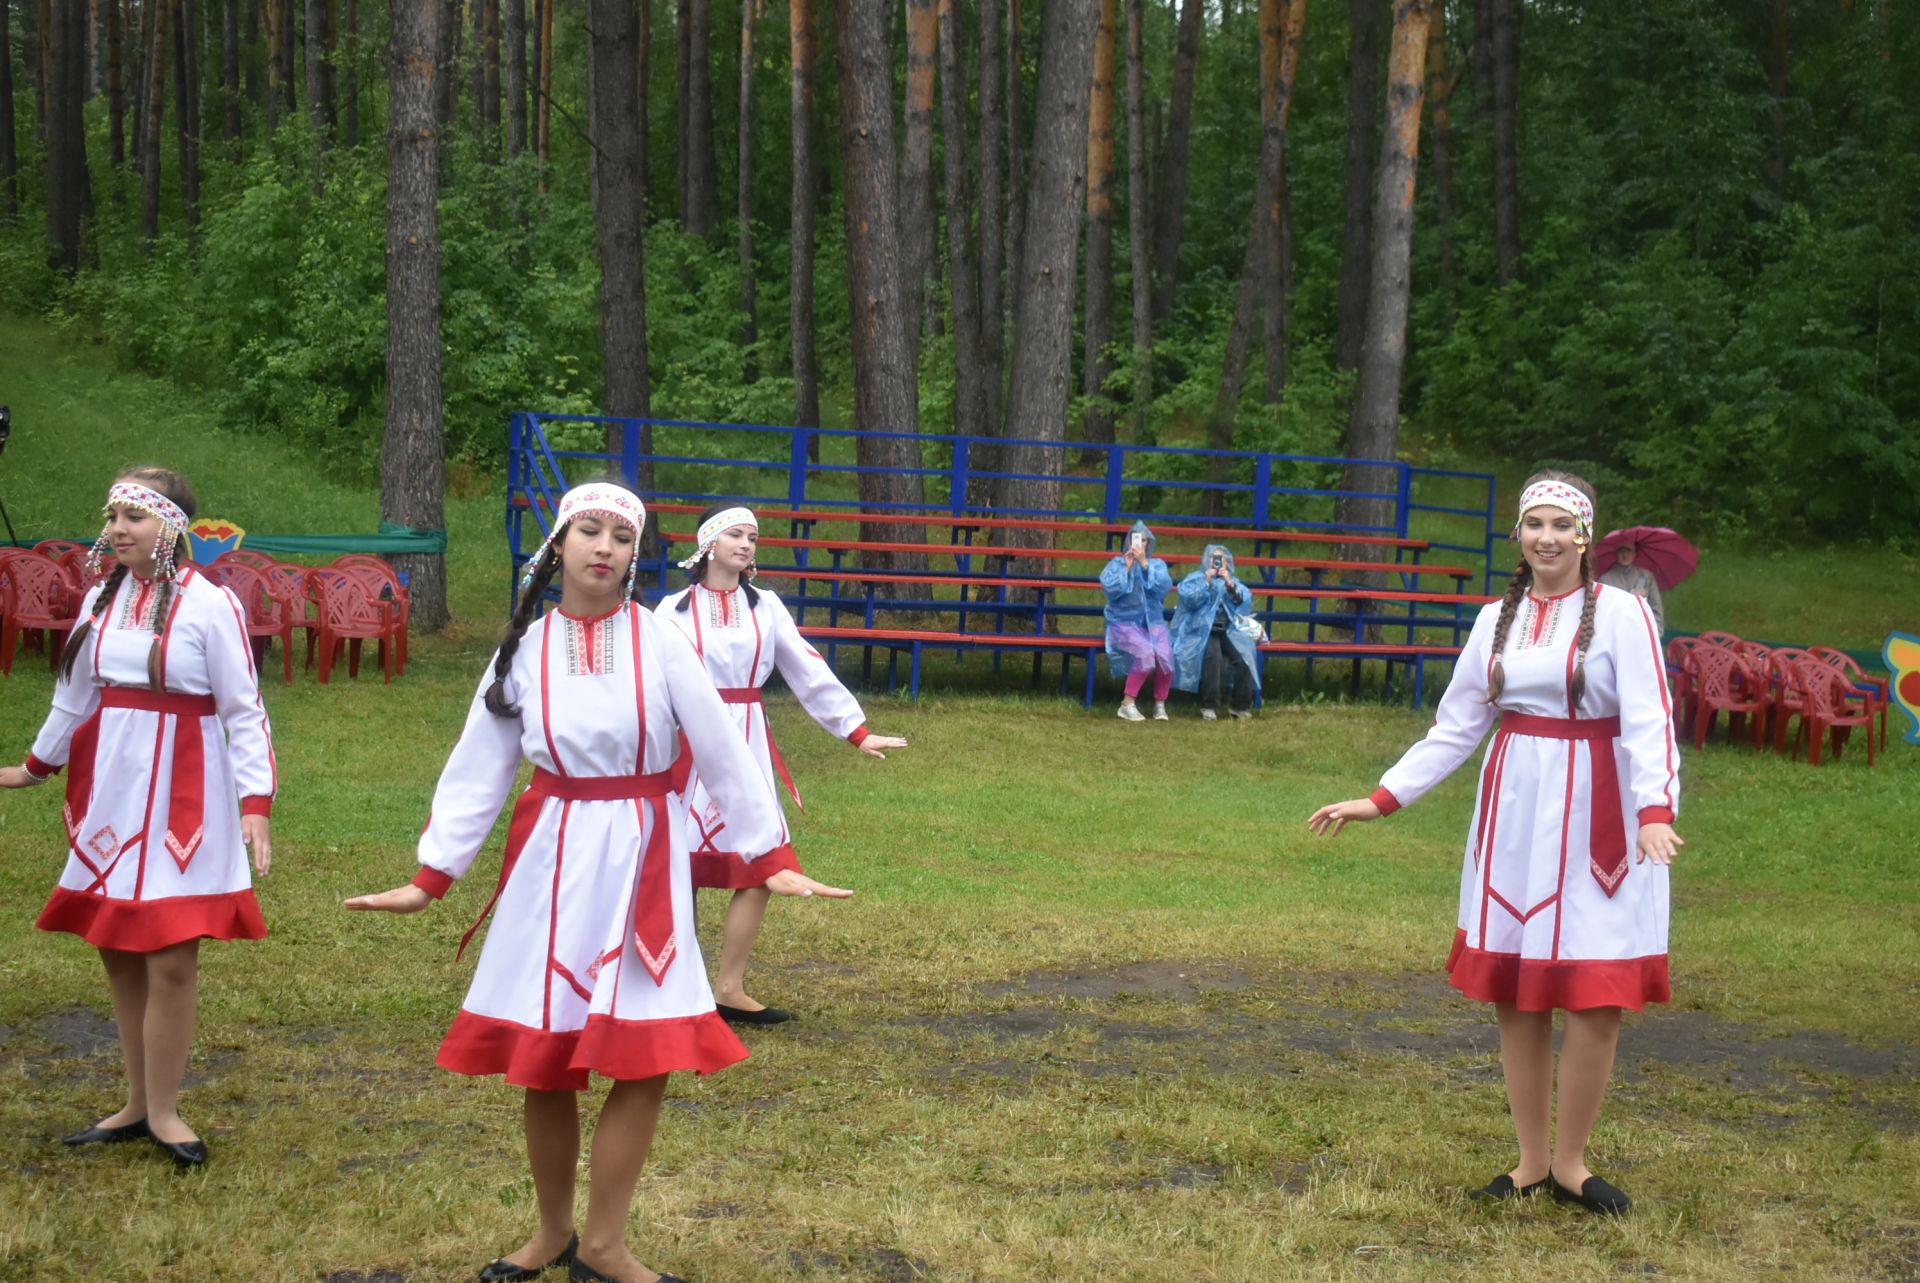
1172, 543, 1261, 720
1100, 520, 1175, 721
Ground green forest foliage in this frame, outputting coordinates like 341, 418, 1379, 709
2, 0, 1916, 543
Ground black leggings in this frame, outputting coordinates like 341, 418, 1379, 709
1201, 629, 1255, 712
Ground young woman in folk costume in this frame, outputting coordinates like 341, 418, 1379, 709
0, 468, 277, 1169
654, 505, 905, 1025
346, 483, 832, 1283
1308, 472, 1683, 1216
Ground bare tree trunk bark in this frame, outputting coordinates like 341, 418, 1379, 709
1005, 0, 1025, 307
938, 0, 985, 442
245, 0, 262, 113
1258, 0, 1306, 404
789, 0, 820, 431
136, 0, 158, 153
304, 0, 333, 140
537, 0, 553, 190
505, 0, 526, 156
1336, 0, 1430, 567
344, 0, 358, 144
0, 0, 17, 217
221, 0, 240, 144
1426, 0, 1455, 314
1081, 0, 1117, 445
590, 0, 656, 507
384, 0, 449, 630
435, 0, 457, 130
674, 0, 689, 206
275, 0, 294, 121
737, 0, 759, 381
684, 0, 716, 235
141, 0, 169, 250
900, 0, 938, 371
481, 0, 500, 157
1148, 0, 1201, 324
1123, 0, 1149, 441
174, 0, 202, 236
836, 0, 929, 563
976, 0, 1006, 492
1490, 0, 1518, 282
109, 0, 128, 167
46, 0, 87, 269
1336, 0, 1383, 369
1000, 0, 1096, 563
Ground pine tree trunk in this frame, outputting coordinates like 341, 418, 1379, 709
343, 0, 358, 144
1336, 0, 1431, 568
136, 0, 158, 156
1081, 0, 1117, 446
1426, 0, 1455, 314
835, 0, 929, 564
435, 0, 458, 128
383, 0, 448, 630
275, 0, 294, 121
737, 0, 759, 381
1004, 0, 1025, 306
1147, 0, 1201, 325
245, 0, 262, 111
536, 0, 552, 190
141, 0, 169, 249
674, 0, 689, 208
108, 0, 127, 168
1123, 0, 1149, 441
505, 0, 526, 156
46, 0, 87, 270
220, 0, 240, 144
1257, 0, 1306, 405
999, 0, 1096, 562
1, 0, 17, 217
684, 0, 716, 235
789, 0, 820, 431
481, 0, 500, 156
900, 0, 938, 372
938, 0, 985, 442
174, 0, 202, 235
304, 0, 333, 139
976, 0, 1006, 495
1489, 0, 1518, 282
590, 0, 655, 502
1336, 0, 1383, 369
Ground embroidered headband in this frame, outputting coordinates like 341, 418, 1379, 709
1512, 479, 1595, 545
676, 506, 758, 572
519, 483, 649, 598
87, 480, 192, 581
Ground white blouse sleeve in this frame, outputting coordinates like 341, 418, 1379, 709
1374, 602, 1503, 814
658, 616, 787, 860
25, 582, 109, 777
1607, 590, 1681, 825
413, 661, 526, 895
203, 583, 280, 813
765, 592, 868, 742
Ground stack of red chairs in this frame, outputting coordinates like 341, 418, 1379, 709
1669, 630, 1886, 766
0, 544, 86, 675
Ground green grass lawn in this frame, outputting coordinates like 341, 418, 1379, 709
1, 315, 1917, 1281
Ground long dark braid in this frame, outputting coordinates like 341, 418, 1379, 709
144, 532, 189, 691
484, 540, 564, 718
57, 563, 131, 681
1569, 547, 1598, 709
1482, 560, 1533, 704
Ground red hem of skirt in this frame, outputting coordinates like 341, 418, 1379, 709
1445, 929, 1670, 1012
36, 887, 269, 952
436, 1009, 749, 1092
690, 842, 802, 890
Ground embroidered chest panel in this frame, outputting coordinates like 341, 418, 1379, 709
114, 581, 163, 631
561, 615, 621, 677
704, 588, 748, 630
1512, 594, 1573, 652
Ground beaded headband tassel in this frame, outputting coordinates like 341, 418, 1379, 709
676, 506, 758, 573
88, 481, 191, 582
1511, 479, 1595, 546
518, 483, 649, 600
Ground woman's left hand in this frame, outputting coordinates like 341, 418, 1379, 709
0, 765, 41, 789
241, 815, 273, 876
1636, 822, 1683, 865
858, 733, 908, 760
765, 869, 854, 899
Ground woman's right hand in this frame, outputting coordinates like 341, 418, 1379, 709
343, 885, 433, 914
0, 766, 39, 789
1306, 797, 1382, 837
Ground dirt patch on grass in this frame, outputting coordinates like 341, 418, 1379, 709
984, 960, 1257, 1002
777, 1246, 937, 1280
32, 1007, 118, 1058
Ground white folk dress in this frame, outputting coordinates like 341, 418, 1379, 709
410, 601, 786, 1092
1370, 583, 1680, 1012
654, 584, 870, 889
27, 568, 277, 952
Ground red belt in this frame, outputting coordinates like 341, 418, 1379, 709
1497, 711, 1629, 896
715, 686, 802, 808
98, 686, 214, 878
458, 765, 682, 987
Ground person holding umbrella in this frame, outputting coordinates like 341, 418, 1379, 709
1596, 542, 1663, 633
1595, 526, 1700, 637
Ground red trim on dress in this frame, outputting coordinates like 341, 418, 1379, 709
1445, 929, 1670, 1012
1368, 786, 1400, 816
37, 887, 269, 952
690, 841, 802, 890
25, 753, 61, 778
1638, 806, 1674, 826
413, 866, 455, 899
241, 795, 273, 818
848, 725, 871, 747
436, 1008, 749, 1092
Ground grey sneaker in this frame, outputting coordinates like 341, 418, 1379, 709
1152, 701, 1169, 721
1117, 698, 1146, 722
1200, 709, 1218, 721
1229, 709, 1253, 720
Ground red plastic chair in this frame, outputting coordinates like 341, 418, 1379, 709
1686, 644, 1768, 750
262, 563, 323, 673
33, 539, 86, 561
1810, 646, 1889, 755
1791, 660, 1878, 767
204, 561, 296, 685
0, 551, 82, 675
1697, 630, 1742, 648
332, 556, 410, 675
1762, 647, 1820, 754
311, 567, 400, 684
214, 549, 280, 571
1665, 637, 1703, 734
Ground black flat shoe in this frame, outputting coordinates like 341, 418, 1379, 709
569, 1258, 686, 1283
715, 1002, 793, 1026
62, 1118, 151, 1146
1468, 1173, 1550, 1203
479, 1233, 578, 1281
1548, 1171, 1632, 1215
152, 1135, 208, 1168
